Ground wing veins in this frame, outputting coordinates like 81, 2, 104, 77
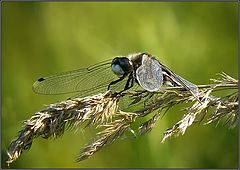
33, 59, 112, 95
159, 63, 199, 96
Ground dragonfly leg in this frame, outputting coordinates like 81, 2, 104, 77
124, 73, 134, 90
107, 76, 125, 90
117, 74, 135, 94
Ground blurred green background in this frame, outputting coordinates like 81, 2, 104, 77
2, 2, 238, 168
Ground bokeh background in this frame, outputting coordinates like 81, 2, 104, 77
2, 2, 238, 168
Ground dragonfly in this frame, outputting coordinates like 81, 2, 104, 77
32, 52, 199, 99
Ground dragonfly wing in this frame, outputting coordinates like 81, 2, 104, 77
136, 55, 163, 92
173, 73, 199, 95
159, 62, 199, 97
32, 59, 116, 96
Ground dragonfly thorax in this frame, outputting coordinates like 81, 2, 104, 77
111, 57, 133, 78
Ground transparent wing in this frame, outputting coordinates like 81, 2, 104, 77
159, 63, 199, 97
173, 74, 199, 95
32, 59, 117, 97
136, 55, 163, 92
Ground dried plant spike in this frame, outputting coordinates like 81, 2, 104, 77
161, 73, 238, 143
6, 91, 119, 165
6, 73, 238, 165
76, 111, 138, 162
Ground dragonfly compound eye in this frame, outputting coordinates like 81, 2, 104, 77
111, 57, 132, 78
112, 64, 125, 77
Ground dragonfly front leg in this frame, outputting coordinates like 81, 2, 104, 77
107, 76, 125, 90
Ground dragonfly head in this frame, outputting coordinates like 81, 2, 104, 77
111, 57, 133, 78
